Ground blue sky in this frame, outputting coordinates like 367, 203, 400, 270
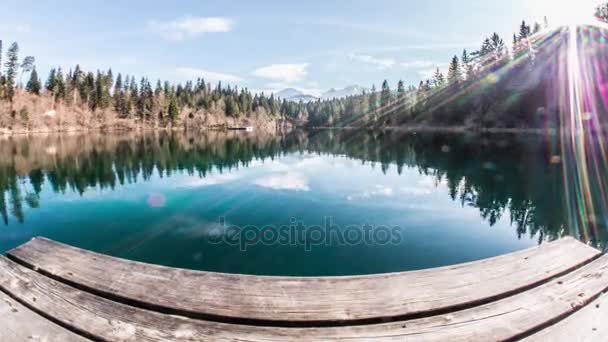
0, 0, 600, 95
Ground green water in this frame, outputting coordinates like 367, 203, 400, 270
0, 130, 605, 276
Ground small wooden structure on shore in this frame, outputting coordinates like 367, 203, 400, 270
0, 237, 607, 341
228, 126, 254, 132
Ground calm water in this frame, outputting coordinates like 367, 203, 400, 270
0, 130, 605, 276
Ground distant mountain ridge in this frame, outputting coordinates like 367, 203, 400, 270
321, 85, 368, 100
274, 85, 368, 102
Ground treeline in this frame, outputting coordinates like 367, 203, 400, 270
0, 42, 287, 125
276, 17, 567, 128
1, 3, 606, 129
283, 18, 553, 128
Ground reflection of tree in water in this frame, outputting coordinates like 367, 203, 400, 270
0, 130, 605, 249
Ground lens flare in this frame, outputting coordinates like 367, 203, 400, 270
559, 21, 608, 247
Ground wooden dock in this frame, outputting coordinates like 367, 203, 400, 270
0, 237, 607, 341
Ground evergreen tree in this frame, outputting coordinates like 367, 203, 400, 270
4, 42, 19, 101
597, 3, 608, 21
45, 68, 57, 93
113, 73, 127, 115
25, 67, 41, 95
519, 21, 531, 40
380, 80, 391, 107
167, 96, 179, 123
54, 68, 66, 101
397, 80, 405, 96
19, 56, 35, 86
433, 68, 445, 88
490, 33, 506, 60
369, 85, 378, 114
447, 55, 463, 85
462, 49, 474, 79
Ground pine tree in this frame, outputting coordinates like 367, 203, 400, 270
4, 42, 19, 101
45, 68, 57, 93
369, 85, 378, 113
167, 96, 179, 123
490, 33, 506, 60
19, 56, 35, 87
397, 80, 405, 96
25, 67, 41, 95
462, 49, 474, 79
380, 80, 391, 107
447, 55, 463, 85
113, 73, 127, 115
433, 68, 445, 88
597, 3, 608, 21
54, 68, 66, 101
519, 21, 531, 40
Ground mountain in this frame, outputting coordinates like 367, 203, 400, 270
321, 85, 368, 100
275, 85, 368, 103
275, 88, 318, 102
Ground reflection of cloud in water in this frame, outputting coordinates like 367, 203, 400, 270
347, 185, 394, 201
253, 172, 310, 191
418, 176, 445, 188
400, 186, 432, 196
178, 173, 241, 188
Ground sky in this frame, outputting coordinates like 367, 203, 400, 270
0, 0, 602, 96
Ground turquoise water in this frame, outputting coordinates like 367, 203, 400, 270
0, 130, 604, 276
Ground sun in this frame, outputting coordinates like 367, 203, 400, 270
527, 0, 601, 27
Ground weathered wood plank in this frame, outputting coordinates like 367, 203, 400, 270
1, 254, 608, 341
523, 292, 608, 342
0, 292, 87, 342
8, 237, 599, 325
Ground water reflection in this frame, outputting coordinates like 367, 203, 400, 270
0, 129, 606, 274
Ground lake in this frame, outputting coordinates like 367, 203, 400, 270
0, 130, 605, 276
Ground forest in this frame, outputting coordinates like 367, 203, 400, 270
0, 3, 607, 132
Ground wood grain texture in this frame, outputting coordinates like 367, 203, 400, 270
0, 292, 86, 342
7, 237, 600, 326
523, 292, 608, 342
1, 253, 608, 341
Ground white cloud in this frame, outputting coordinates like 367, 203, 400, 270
347, 53, 396, 70
401, 61, 439, 69
149, 16, 235, 41
253, 172, 310, 192
175, 67, 243, 83
0, 24, 31, 34
252, 64, 308, 83
319, 19, 438, 40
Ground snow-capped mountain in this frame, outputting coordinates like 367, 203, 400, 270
321, 85, 368, 100
274, 88, 319, 102
274, 85, 367, 103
